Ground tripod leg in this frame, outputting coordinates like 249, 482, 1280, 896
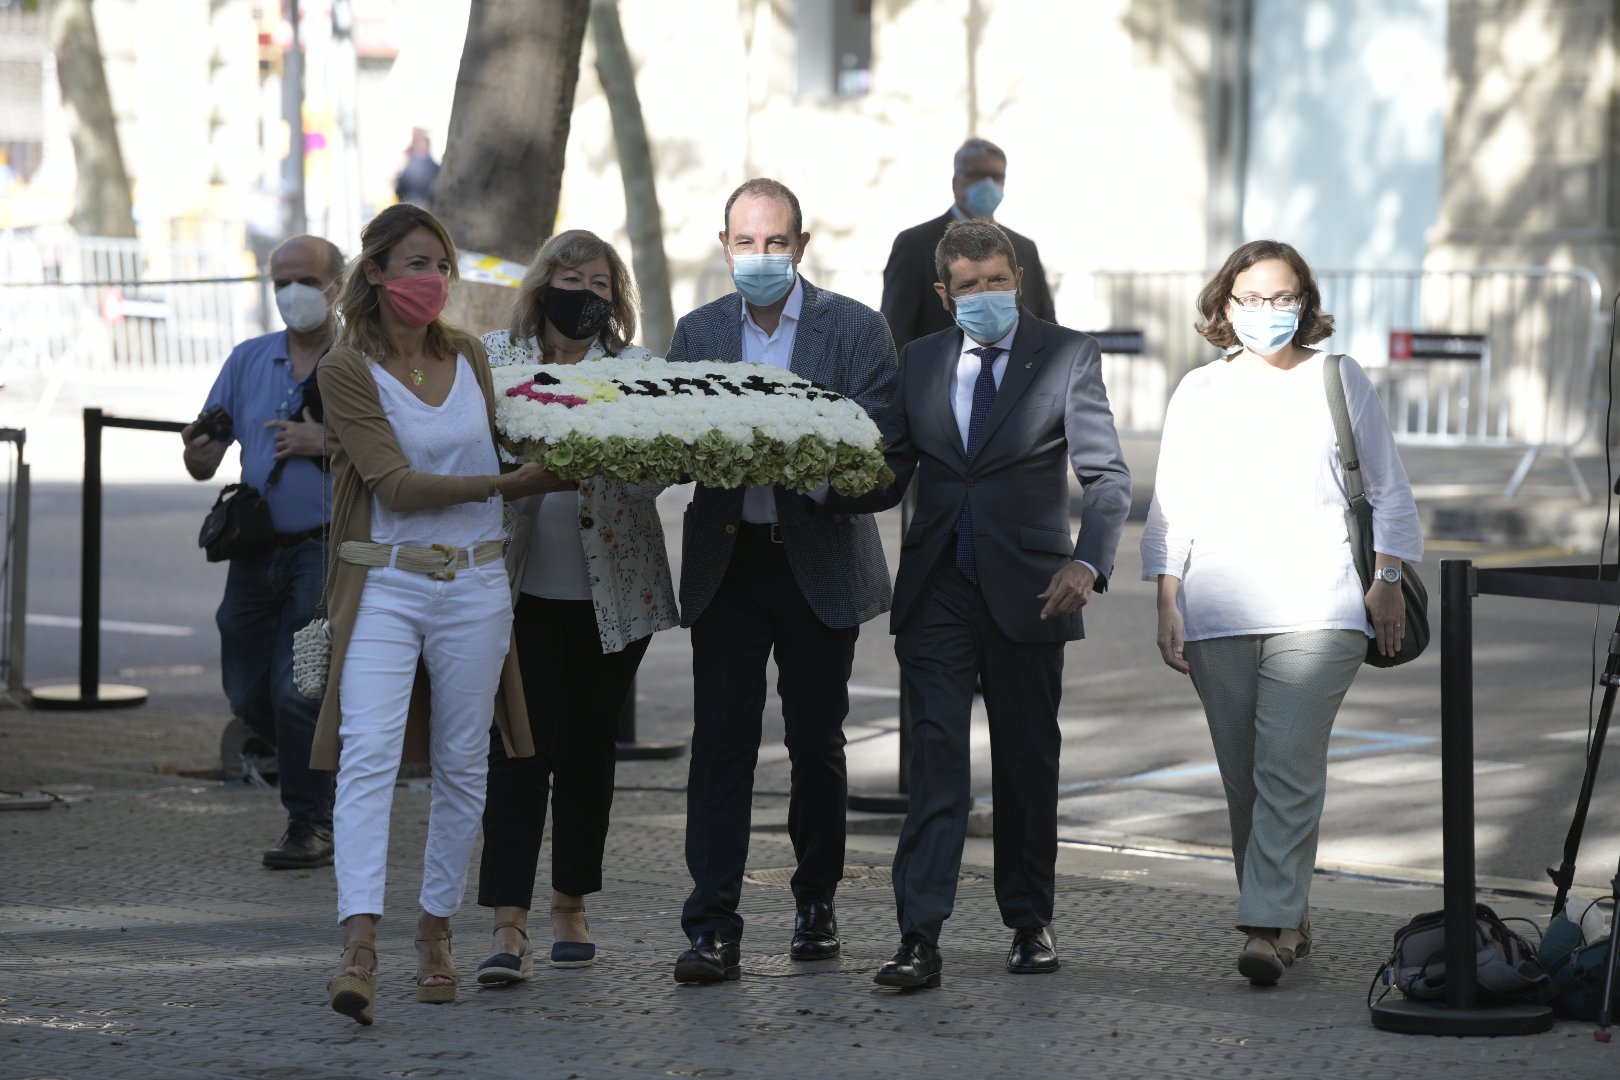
1551, 631, 1620, 917
1597, 876, 1620, 1039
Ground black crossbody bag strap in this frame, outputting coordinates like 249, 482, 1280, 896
1323, 354, 1374, 592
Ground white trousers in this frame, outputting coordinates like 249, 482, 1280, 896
333, 561, 513, 923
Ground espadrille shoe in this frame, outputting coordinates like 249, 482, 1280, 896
415, 928, 459, 1003
327, 940, 378, 1025
476, 921, 533, 985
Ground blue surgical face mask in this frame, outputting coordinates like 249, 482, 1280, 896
1229, 304, 1299, 356
952, 288, 1019, 345
731, 253, 796, 307
963, 178, 1003, 219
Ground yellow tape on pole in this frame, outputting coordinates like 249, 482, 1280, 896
458, 251, 527, 288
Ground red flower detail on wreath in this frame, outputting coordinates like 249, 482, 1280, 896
505, 383, 588, 407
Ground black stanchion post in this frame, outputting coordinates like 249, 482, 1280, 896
1439, 557, 1479, 1011
614, 675, 685, 760
33, 409, 148, 710
78, 408, 101, 704
1369, 559, 1550, 1035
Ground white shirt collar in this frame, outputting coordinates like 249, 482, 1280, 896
958, 319, 1019, 359
740, 274, 805, 329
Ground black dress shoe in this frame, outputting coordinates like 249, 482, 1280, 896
1007, 926, 1059, 974
262, 822, 334, 869
873, 938, 942, 989
673, 931, 741, 984
789, 900, 840, 960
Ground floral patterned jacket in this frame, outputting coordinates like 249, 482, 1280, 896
483, 330, 680, 654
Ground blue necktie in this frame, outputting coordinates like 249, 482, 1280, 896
954, 346, 1003, 584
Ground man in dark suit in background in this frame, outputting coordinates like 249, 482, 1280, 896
665, 178, 898, 984
880, 138, 1056, 352
833, 220, 1129, 989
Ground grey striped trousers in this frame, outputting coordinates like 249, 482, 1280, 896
1183, 629, 1365, 930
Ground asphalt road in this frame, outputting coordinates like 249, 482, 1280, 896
17, 480, 1620, 894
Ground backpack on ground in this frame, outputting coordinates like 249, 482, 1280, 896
1537, 900, 1619, 1021
1369, 903, 1550, 1007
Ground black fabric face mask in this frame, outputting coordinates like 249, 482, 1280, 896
542, 286, 614, 342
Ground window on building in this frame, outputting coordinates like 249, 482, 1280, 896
797, 0, 872, 101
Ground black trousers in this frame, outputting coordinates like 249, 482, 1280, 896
681, 533, 859, 943
892, 560, 1064, 948
478, 594, 649, 907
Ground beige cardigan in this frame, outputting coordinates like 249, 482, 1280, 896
309, 338, 533, 771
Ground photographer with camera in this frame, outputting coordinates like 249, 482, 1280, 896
182, 234, 346, 869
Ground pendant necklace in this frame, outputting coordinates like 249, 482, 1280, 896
409, 364, 425, 387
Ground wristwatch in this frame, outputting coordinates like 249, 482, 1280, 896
1376, 565, 1402, 584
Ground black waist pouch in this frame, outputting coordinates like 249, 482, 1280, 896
199, 483, 275, 562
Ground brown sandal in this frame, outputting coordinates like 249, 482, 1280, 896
1238, 929, 1284, 985
327, 940, 378, 1025
415, 928, 459, 1003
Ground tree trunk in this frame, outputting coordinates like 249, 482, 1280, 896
48, 0, 136, 239
591, 0, 674, 355
437, 0, 590, 336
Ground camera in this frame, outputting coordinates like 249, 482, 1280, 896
192, 404, 234, 443
299, 381, 324, 424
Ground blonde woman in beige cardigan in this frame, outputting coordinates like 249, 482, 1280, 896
316, 203, 557, 1025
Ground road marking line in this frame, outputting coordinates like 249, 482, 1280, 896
1053, 727, 1438, 796
848, 684, 901, 699
1544, 728, 1598, 743
27, 613, 195, 637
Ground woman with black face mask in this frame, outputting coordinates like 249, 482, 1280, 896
474, 230, 679, 984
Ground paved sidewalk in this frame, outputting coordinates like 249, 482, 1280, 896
2, 707, 1615, 1080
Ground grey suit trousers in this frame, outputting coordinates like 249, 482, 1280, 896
1183, 629, 1365, 930
892, 561, 1064, 947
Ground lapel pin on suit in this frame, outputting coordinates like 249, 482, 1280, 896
1023, 362, 1032, 369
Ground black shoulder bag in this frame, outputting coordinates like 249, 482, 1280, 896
1322, 354, 1429, 668
198, 477, 277, 562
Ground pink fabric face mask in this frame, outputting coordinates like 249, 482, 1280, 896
380, 272, 450, 327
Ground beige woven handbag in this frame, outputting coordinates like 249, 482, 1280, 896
292, 438, 359, 700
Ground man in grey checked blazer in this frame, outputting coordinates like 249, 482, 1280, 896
667, 179, 896, 984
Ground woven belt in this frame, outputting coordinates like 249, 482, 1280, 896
338, 540, 506, 580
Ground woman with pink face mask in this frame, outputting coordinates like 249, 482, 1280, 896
311, 203, 560, 1024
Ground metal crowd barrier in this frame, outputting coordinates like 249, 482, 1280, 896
0, 231, 270, 371
794, 263, 1605, 500
1060, 266, 1606, 500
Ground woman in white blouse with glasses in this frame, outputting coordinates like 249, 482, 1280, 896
1140, 239, 1421, 987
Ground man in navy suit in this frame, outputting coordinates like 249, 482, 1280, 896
666, 178, 897, 983
833, 220, 1130, 989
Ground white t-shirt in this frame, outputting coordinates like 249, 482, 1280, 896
1139, 351, 1423, 641
368, 356, 503, 549
520, 490, 592, 600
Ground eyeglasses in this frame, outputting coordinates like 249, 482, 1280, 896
1230, 292, 1300, 312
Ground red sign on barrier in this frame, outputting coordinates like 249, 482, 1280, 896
1389, 330, 1413, 362
99, 287, 124, 323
